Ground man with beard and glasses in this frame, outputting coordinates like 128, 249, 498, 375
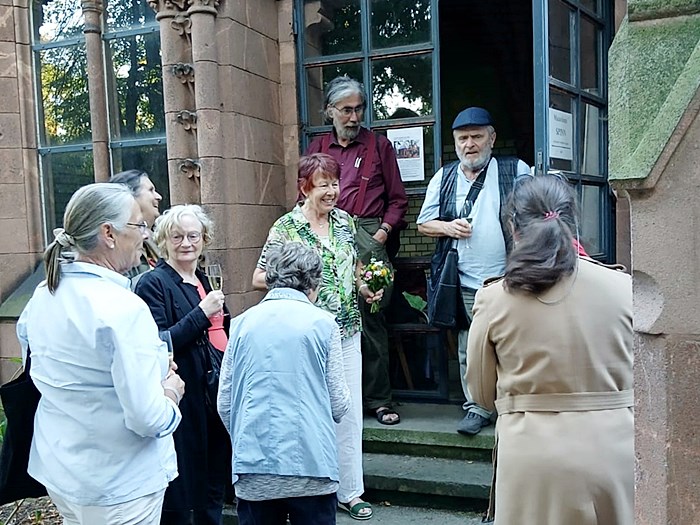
306, 76, 408, 435
417, 107, 531, 436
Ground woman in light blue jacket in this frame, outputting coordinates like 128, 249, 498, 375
18, 183, 185, 525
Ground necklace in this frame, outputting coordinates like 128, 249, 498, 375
536, 259, 579, 305
301, 206, 328, 228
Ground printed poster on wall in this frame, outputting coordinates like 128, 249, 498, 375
548, 108, 573, 161
387, 127, 425, 182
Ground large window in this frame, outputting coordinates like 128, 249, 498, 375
297, 0, 441, 188
32, 0, 168, 233
534, 0, 613, 258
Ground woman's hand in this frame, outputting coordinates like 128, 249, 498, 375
162, 371, 185, 405
199, 290, 225, 318
359, 284, 384, 305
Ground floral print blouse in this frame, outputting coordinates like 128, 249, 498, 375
257, 204, 361, 339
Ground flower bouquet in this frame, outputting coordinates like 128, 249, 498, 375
360, 257, 394, 313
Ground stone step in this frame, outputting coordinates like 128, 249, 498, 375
363, 452, 492, 512
363, 402, 495, 461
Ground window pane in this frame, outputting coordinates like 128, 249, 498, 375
580, 184, 602, 255
112, 145, 170, 209
305, 62, 363, 126
33, 0, 84, 44
581, 102, 602, 176
371, 0, 431, 49
548, 0, 571, 84
371, 54, 432, 121
580, 17, 600, 94
548, 90, 574, 172
105, 0, 157, 32
580, 0, 599, 15
303, 0, 361, 58
41, 150, 94, 230
39, 45, 91, 146
107, 33, 165, 139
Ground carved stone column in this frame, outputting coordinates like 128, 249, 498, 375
188, 0, 222, 206
148, 0, 200, 205
81, 0, 110, 181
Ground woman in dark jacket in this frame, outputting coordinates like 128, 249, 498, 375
135, 204, 231, 525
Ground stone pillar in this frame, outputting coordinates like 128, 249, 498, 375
81, 0, 110, 181
608, 2, 700, 523
148, 0, 200, 205
188, 0, 222, 205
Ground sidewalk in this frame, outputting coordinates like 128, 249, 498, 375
337, 503, 485, 524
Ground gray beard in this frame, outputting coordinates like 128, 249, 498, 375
338, 125, 360, 142
457, 150, 491, 172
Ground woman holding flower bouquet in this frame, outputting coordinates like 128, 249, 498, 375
253, 153, 383, 520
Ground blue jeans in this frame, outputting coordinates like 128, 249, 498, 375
238, 493, 337, 525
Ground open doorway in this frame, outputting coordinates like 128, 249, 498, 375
439, 0, 534, 167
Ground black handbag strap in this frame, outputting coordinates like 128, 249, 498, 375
460, 160, 490, 217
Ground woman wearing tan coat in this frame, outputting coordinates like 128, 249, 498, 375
467, 175, 633, 525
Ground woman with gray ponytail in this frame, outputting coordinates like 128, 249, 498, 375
17, 183, 185, 525
466, 175, 633, 524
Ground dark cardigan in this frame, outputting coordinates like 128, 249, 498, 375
135, 259, 231, 512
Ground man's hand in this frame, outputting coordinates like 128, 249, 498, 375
446, 218, 472, 239
372, 228, 389, 244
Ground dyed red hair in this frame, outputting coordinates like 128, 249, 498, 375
297, 153, 340, 199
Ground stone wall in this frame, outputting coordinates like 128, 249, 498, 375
0, 0, 43, 381
609, 1, 700, 522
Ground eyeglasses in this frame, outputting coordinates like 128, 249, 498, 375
333, 104, 365, 117
170, 231, 202, 245
126, 221, 149, 234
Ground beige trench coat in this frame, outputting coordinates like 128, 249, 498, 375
467, 258, 634, 525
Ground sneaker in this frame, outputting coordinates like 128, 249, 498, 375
457, 411, 490, 435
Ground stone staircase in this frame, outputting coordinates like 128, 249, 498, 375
361, 402, 494, 513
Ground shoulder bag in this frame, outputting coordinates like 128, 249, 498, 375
427, 164, 488, 328
0, 349, 47, 505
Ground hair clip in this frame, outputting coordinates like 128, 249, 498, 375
543, 210, 560, 221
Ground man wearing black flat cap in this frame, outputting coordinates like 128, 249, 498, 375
417, 107, 531, 435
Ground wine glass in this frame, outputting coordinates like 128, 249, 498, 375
158, 330, 174, 359
459, 199, 474, 248
206, 263, 223, 291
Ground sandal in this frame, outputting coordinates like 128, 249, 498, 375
338, 500, 373, 520
375, 407, 400, 425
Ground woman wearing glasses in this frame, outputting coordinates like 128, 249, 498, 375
135, 205, 232, 525
18, 183, 184, 525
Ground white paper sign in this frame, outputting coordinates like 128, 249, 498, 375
387, 126, 425, 182
548, 108, 573, 161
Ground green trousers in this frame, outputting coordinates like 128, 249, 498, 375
354, 218, 394, 410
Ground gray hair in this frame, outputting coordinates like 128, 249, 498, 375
152, 204, 214, 260
44, 183, 134, 293
265, 242, 322, 293
324, 76, 366, 119
109, 169, 149, 196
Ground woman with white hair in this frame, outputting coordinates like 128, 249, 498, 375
135, 204, 231, 525
17, 183, 185, 525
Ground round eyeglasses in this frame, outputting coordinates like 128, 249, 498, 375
170, 232, 202, 245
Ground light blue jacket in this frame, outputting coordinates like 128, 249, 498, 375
17, 262, 180, 506
218, 288, 347, 483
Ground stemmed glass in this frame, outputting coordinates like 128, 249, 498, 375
206, 263, 223, 291
459, 199, 474, 248
158, 330, 174, 360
